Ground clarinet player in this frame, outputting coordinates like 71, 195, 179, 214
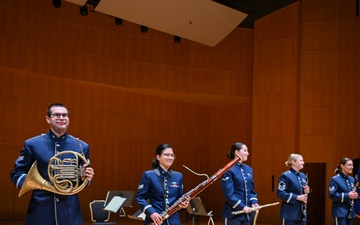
277, 153, 310, 225
328, 157, 358, 225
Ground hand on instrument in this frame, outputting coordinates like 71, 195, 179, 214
251, 204, 260, 211
83, 164, 94, 181
297, 194, 308, 204
180, 200, 189, 209
349, 190, 358, 200
242, 206, 252, 214
150, 212, 163, 225
303, 185, 310, 194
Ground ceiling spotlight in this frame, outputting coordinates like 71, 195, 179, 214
115, 17, 123, 26
86, 0, 100, 9
53, 0, 62, 8
140, 25, 148, 33
80, 5, 88, 16
174, 36, 181, 43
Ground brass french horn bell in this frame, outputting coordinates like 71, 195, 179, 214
19, 151, 89, 197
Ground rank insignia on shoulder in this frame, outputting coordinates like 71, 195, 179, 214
278, 181, 286, 191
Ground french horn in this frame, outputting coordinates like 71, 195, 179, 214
19, 150, 89, 197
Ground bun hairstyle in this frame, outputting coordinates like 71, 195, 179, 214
227, 142, 244, 159
152, 143, 172, 169
334, 157, 352, 174
285, 153, 302, 167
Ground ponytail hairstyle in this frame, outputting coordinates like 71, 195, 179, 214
285, 153, 302, 167
334, 157, 352, 174
152, 143, 172, 169
227, 142, 244, 159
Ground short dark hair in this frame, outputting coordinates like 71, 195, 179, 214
46, 103, 68, 117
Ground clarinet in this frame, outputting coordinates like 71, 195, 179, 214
302, 173, 308, 221
348, 179, 356, 219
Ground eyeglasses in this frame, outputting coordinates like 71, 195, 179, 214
163, 153, 176, 158
51, 113, 69, 119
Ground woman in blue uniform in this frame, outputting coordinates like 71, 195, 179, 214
220, 142, 259, 225
10, 103, 94, 225
277, 153, 310, 225
328, 157, 358, 225
135, 144, 189, 225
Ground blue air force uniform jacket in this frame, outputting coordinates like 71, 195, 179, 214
277, 168, 307, 221
220, 162, 258, 221
328, 172, 356, 218
135, 167, 184, 225
10, 130, 90, 225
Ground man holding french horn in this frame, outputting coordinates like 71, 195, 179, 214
10, 103, 94, 225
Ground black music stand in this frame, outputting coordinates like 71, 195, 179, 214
186, 197, 214, 225
104, 190, 134, 224
103, 196, 126, 224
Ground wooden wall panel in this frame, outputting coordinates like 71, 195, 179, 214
252, 3, 299, 224
22, 41, 61, 75
254, 5, 298, 42
0, 3, 22, 38
0, 36, 22, 68
301, 108, 337, 135
301, 22, 338, 50
125, 36, 163, 63
59, 50, 94, 80
299, 0, 360, 224
301, 0, 338, 22
337, 108, 360, 135
338, 50, 360, 79
337, 80, 360, 107
301, 51, 337, 80
338, 21, 360, 49
60, 23, 96, 53
301, 82, 336, 107
22, 12, 60, 47
160, 41, 191, 67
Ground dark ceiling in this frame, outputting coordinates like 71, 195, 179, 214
214, 0, 298, 28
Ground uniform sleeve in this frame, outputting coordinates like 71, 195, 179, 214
221, 170, 246, 210
277, 173, 297, 205
328, 177, 349, 202
249, 177, 258, 205
10, 141, 34, 189
135, 172, 156, 217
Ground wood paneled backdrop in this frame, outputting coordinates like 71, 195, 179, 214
0, 0, 359, 225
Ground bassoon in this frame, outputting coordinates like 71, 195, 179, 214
150, 155, 242, 225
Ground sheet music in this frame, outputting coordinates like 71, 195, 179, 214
104, 196, 126, 213
104, 190, 134, 207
